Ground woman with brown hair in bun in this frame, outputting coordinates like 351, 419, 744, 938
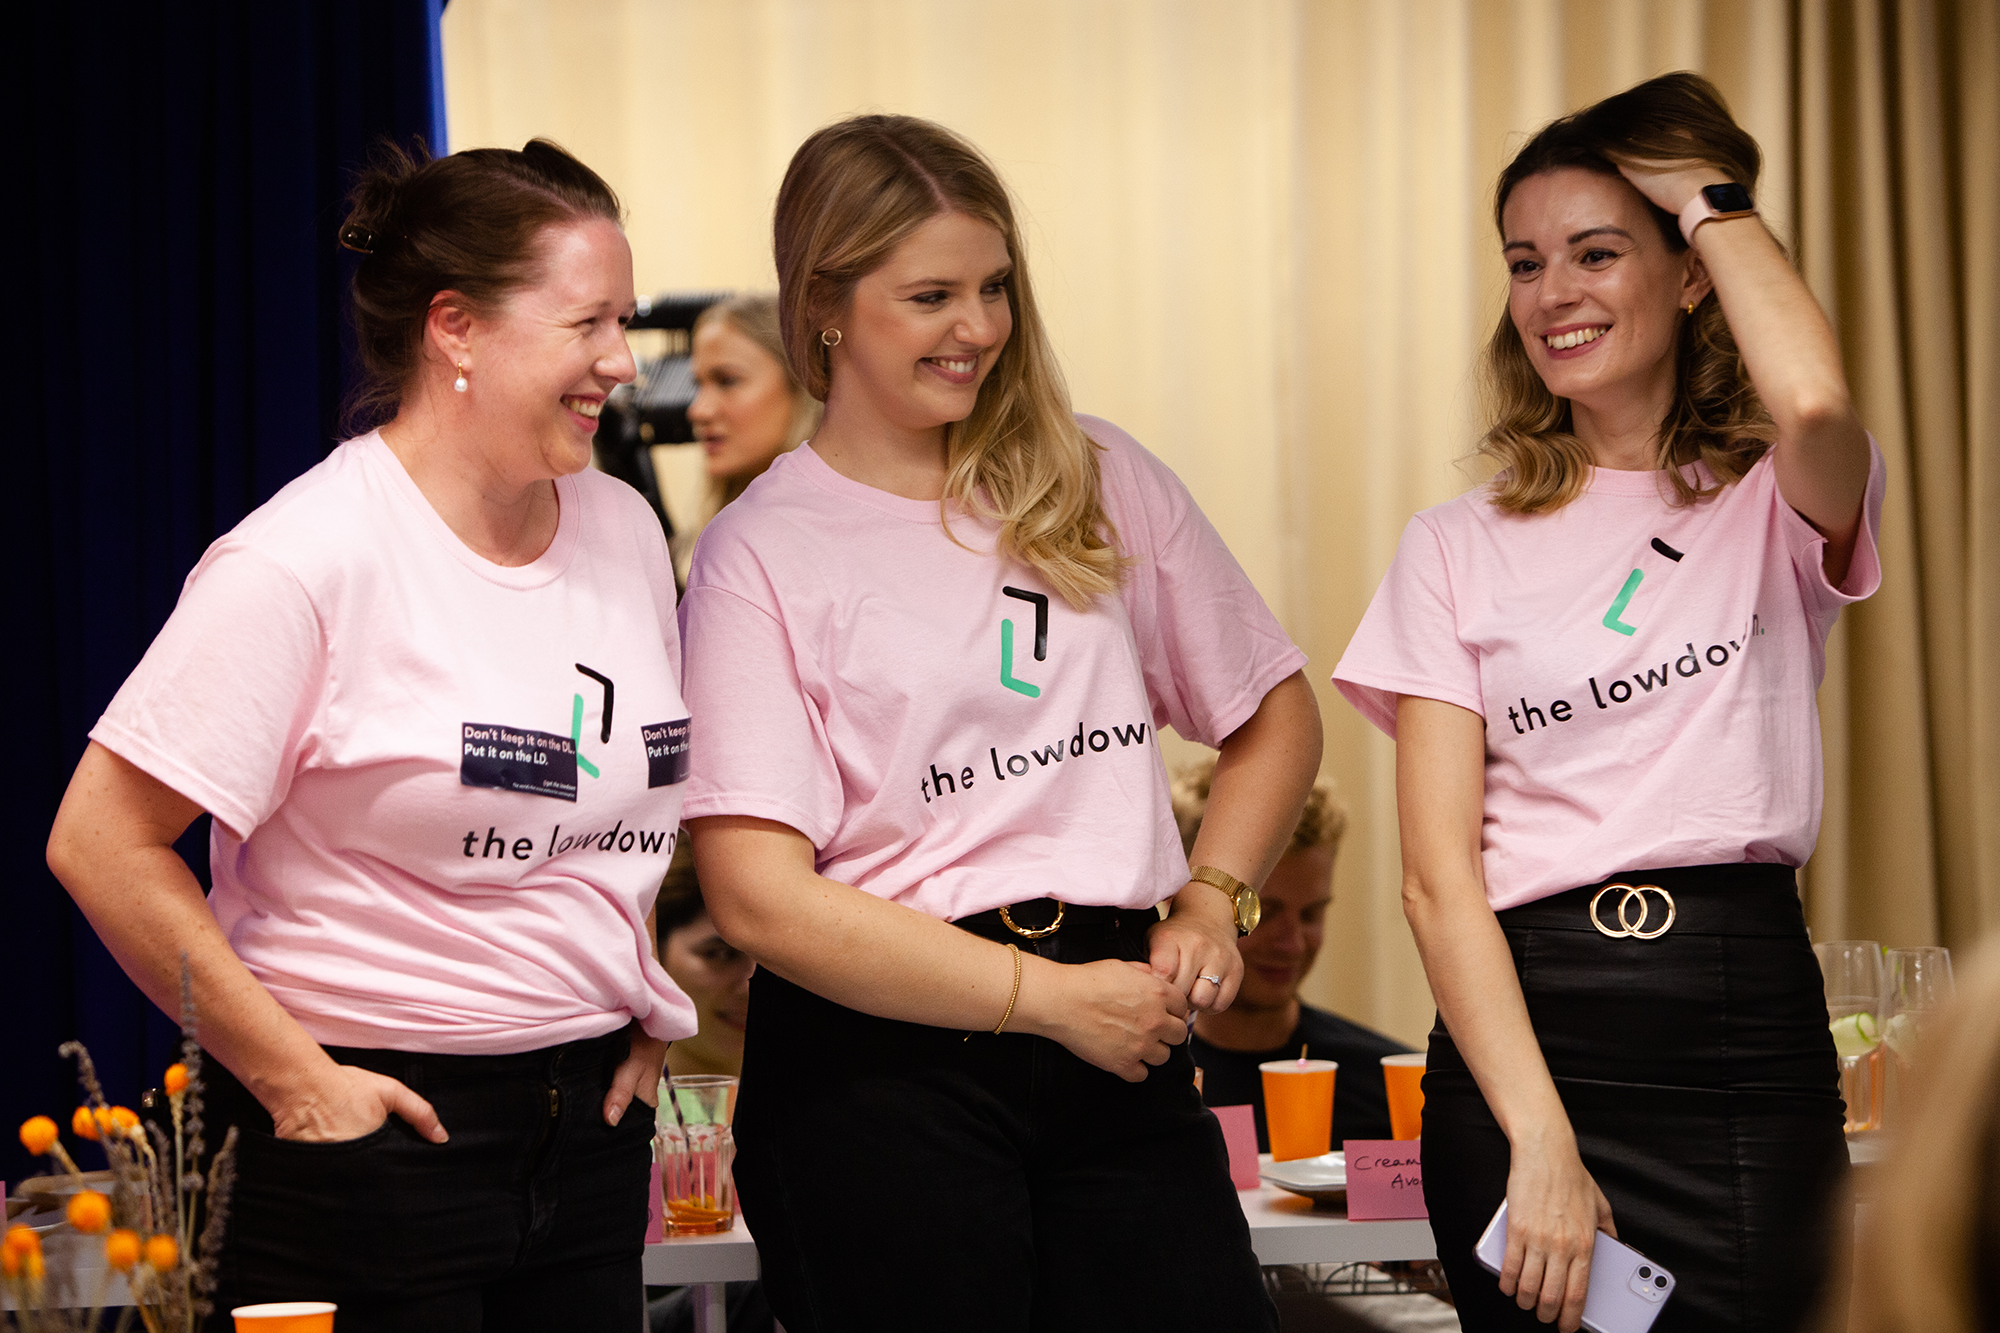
679, 114, 1319, 1331
1336, 73, 1879, 1331
47, 140, 694, 1329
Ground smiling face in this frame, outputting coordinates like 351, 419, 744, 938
662, 911, 754, 1071
459, 216, 637, 481
1236, 843, 1335, 1013
687, 318, 799, 485
1501, 167, 1707, 427
824, 209, 1013, 441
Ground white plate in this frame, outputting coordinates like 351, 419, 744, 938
1259, 1150, 1346, 1203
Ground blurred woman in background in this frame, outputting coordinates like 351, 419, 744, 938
673, 294, 820, 580
654, 841, 754, 1079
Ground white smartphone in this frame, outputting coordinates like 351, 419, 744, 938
1473, 1200, 1676, 1333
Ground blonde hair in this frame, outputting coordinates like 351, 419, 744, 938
1171, 755, 1347, 861
691, 293, 821, 511
772, 115, 1123, 609
1834, 940, 2000, 1333
1481, 72, 1775, 514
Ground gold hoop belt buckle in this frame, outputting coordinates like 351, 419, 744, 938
998, 900, 1065, 939
1588, 883, 1676, 940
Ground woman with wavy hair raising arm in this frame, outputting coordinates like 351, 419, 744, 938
1334, 73, 1880, 1332
677, 115, 1318, 1332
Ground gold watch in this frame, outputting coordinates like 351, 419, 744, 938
1187, 865, 1261, 936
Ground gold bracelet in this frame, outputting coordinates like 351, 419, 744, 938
993, 943, 1023, 1035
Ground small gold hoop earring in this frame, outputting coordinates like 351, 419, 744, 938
1685, 301, 1697, 315
820, 328, 842, 348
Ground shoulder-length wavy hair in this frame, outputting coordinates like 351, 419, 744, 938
772, 115, 1123, 608
1481, 71, 1775, 514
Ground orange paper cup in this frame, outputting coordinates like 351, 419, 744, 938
1259, 1059, 1337, 1161
1382, 1053, 1427, 1141
233, 1302, 336, 1332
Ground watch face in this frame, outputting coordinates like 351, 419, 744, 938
1702, 182, 1754, 214
1238, 890, 1261, 935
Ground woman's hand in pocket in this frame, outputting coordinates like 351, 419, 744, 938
269, 1064, 447, 1145
605, 1020, 669, 1126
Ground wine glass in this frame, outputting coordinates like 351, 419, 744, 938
1813, 940, 1884, 1134
1882, 946, 1954, 1124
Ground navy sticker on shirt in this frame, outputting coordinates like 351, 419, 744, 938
641, 718, 691, 788
460, 723, 579, 801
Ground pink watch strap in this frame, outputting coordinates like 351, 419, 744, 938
1678, 190, 1757, 246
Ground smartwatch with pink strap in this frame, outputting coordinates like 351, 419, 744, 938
1678, 182, 1757, 245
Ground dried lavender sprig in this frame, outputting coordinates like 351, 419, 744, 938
143, 1124, 175, 1239
57, 1041, 107, 1110
176, 964, 206, 1168
190, 1128, 237, 1318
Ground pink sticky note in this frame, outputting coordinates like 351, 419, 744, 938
645, 1162, 665, 1243
1343, 1139, 1427, 1220
1210, 1105, 1261, 1190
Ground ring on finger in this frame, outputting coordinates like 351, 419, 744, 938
1197, 973, 1223, 986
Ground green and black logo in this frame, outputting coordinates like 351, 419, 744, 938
1000, 586, 1048, 698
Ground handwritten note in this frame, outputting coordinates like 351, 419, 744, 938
1210, 1105, 1262, 1190
1343, 1139, 1427, 1220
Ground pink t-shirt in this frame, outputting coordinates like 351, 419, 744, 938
1333, 444, 1885, 911
92, 433, 698, 1053
678, 416, 1307, 920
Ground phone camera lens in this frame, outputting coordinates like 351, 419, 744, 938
1638, 1267, 1651, 1278
1656, 1276, 1668, 1288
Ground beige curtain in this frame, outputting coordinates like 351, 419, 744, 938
444, 0, 1998, 1046
1793, 0, 2000, 952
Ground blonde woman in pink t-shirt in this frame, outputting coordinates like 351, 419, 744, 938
679, 116, 1319, 1331
1335, 74, 1881, 1333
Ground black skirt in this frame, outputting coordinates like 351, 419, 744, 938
1421, 864, 1849, 1332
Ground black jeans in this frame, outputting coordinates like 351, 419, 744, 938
1421, 865, 1850, 1332
734, 904, 1277, 1333
204, 1027, 654, 1333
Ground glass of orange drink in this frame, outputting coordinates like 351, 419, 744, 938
1381, 1053, 1426, 1140
657, 1075, 738, 1234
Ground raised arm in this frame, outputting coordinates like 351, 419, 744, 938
1618, 162, 1871, 583
47, 743, 447, 1143
1397, 695, 1611, 1333
690, 816, 1191, 1082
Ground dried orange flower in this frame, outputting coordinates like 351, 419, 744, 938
143, 1234, 180, 1271
72, 1105, 104, 1141
2, 1225, 43, 1279
18, 1115, 59, 1156
66, 1189, 112, 1234
104, 1229, 142, 1272
109, 1106, 142, 1136
164, 1064, 189, 1096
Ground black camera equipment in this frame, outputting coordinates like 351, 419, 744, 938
594, 290, 732, 542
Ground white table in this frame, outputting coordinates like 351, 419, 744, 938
641, 1171, 1438, 1331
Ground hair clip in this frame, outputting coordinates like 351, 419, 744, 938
338, 223, 378, 255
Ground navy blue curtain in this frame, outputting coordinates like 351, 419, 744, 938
6, 0, 448, 1192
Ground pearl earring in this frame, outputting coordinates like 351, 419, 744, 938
453, 362, 469, 393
